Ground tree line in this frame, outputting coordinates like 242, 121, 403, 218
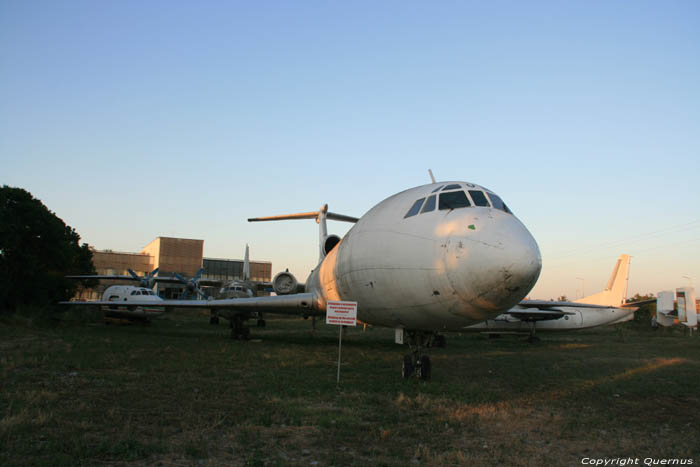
0, 185, 96, 312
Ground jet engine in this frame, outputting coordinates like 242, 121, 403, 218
323, 234, 341, 256
273, 271, 299, 295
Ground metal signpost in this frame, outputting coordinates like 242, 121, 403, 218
326, 300, 358, 385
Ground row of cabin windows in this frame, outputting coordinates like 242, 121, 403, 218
404, 188, 511, 219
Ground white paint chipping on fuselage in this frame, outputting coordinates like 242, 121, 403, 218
305, 181, 542, 331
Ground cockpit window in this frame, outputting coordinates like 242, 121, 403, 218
468, 190, 490, 207
431, 185, 444, 193
442, 184, 462, 191
487, 193, 512, 214
404, 198, 425, 218
439, 191, 471, 210
131, 290, 138, 295
421, 195, 436, 213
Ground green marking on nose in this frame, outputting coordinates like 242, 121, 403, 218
468, 224, 476, 230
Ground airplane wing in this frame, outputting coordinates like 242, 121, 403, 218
506, 307, 576, 322
518, 299, 620, 309
509, 299, 630, 322
60, 293, 318, 318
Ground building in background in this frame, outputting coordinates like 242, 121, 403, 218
76, 237, 271, 300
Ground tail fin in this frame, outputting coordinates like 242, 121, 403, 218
574, 254, 631, 307
249, 205, 358, 263
243, 244, 250, 281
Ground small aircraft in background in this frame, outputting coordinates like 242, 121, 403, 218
67, 245, 266, 301
65, 285, 166, 322
211, 245, 268, 326
64, 179, 543, 379
465, 254, 639, 341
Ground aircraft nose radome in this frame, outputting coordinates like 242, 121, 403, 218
443, 214, 541, 318
501, 224, 541, 301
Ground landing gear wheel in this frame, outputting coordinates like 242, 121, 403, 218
528, 336, 540, 344
210, 316, 219, 325
402, 355, 414, 379
257, 319, 266, 328
417, 355, 431, 381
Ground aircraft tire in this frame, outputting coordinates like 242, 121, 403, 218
210, 316, 219, 325
257, 319, 266, 328
401, 355, 413, 379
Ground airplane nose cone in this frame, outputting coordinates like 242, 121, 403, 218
441, 212, 541, 319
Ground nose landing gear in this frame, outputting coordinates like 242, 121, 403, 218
401, 331, 444, 380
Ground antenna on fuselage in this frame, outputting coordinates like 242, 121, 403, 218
248, 206, 358, 263
428, 169, 436, 183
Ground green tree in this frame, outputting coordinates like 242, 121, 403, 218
0, 185, 96, 312
626, 293, 656, 325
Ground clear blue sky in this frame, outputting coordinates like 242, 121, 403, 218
2, 1, 699, 299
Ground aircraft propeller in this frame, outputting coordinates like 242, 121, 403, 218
174, 268, 207, 299
127, 268, 160, 289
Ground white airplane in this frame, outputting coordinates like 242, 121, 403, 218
466, 254, 636, 341
62, 180, 542, 379
212, 244, 270, 326
65, 285, 166, 322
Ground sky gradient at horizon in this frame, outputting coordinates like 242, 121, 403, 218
2, 1, 699, 300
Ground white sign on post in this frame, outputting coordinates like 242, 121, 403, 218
326, 301, 358, 326
325, 300, 358, 385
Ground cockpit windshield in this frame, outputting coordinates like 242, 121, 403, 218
468, 190, 490, 207
421, 195, 436, 213
404, 186, 512, 219
486, 193, 511, 213
439, 191, 470, 210
404, 198, 425, 218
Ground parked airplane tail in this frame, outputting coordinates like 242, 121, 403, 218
248, 205, 358, 262
243, 244, 250, 281
573, 254, 631, 307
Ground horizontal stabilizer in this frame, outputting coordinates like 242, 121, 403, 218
519, 299, 619, 310
248, 204, 358, 224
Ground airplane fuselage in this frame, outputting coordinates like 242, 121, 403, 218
218, 280, 256, 299
100, 285, 165, 319
305, 182, 542, 331
466, 306, 634, 333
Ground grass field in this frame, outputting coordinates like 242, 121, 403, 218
1, 309, 699, 466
